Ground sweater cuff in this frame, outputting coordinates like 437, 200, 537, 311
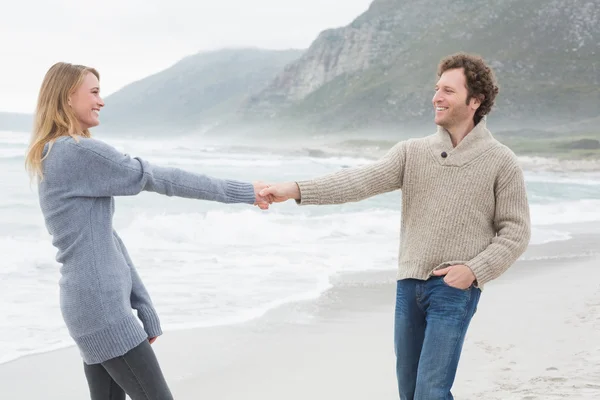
465, 257, 495, 287
136, 306, 163, 338
296, 180, 320, 205
225, 181, 256, 204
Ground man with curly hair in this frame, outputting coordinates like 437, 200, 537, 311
260, 53, 531, 399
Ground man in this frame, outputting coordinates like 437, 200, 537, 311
259, 53, 531, 399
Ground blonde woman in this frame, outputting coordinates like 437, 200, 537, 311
25, 62, 271, 399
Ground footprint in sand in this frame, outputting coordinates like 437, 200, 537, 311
530, 376, 568, 383
584, 383, 600, 389
474, 341, 515, 356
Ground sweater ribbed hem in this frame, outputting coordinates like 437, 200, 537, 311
396, 263, 436, 282
225, 181, 256, 204
136, 306, 162, 338
396, 262, 488, 290
296, 180, 320, 205
76, 314, 148, 365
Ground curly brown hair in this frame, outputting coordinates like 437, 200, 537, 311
437, 53, 499, 125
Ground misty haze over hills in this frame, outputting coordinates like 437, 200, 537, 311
97, 48, 303, 135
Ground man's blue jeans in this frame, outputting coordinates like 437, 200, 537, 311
394, 276, 481, 400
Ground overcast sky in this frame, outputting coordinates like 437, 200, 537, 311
0, 0, 372, 113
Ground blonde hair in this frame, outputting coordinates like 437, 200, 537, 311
25, 62, 100, 180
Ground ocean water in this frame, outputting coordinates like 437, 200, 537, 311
1, 130, 600, 365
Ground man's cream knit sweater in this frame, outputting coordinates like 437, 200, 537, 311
296, 120, 531, 288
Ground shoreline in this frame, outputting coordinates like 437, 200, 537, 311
2, 228, 600, 349
1, 248, 599, 398
2, 228, 599, 368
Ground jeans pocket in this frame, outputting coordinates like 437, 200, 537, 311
440, 276, 472, 292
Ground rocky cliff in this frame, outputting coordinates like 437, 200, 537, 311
242, 0, 599, 133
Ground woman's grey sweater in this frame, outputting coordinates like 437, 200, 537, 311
38, 136, 256, 364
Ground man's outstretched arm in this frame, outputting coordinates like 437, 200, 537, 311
261, 141, 407, 205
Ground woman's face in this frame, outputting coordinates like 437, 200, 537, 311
69, 72, 104, 130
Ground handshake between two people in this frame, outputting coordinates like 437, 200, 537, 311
252, 181, 299, 210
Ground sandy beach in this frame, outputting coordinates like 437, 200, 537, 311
1, 228, 599, 400
0, 0, 598, 398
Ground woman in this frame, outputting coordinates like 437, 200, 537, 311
25, 62, 271, 399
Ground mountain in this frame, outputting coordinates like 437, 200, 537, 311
0, 112, 33, 133
241, 0, 599, 134
2, 1, 597, 138
97, 48, 303, 134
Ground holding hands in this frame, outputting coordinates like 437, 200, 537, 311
253, 181, 273, 210
252, 181, 300, 210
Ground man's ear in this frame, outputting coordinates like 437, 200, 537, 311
470, 94, 483, 111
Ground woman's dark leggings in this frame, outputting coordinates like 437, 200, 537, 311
83, 340, 174, 400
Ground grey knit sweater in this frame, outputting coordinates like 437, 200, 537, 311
296, 120, 531, 288
38, 136, 256, 364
